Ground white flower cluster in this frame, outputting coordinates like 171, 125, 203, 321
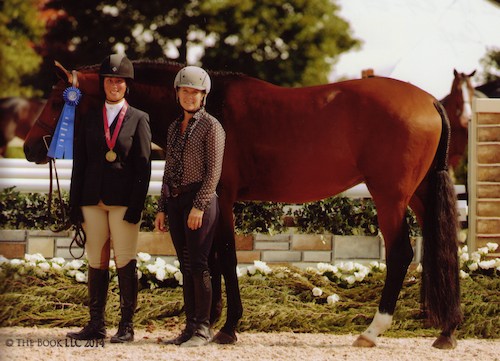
137, 252, 182, 289
313, 261, 386, 286
457, 243, 500, 279
242, 260, 273, 279
311, 286, 340, 305
0, 252, 183, 288
0, 253, 88, 282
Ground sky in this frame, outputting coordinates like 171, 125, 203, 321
329, 0, 500, 99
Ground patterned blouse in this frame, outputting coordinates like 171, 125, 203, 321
158, 108, 225, 212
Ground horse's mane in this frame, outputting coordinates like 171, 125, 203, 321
76, 59, 245, 78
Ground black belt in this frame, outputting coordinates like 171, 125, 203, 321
169, 182, 201, 197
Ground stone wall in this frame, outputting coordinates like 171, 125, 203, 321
0, 229, 423, 267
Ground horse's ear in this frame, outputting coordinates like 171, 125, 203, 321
54, 60, 72, 84
453, 69, 458, 77
468, 70, 476, 77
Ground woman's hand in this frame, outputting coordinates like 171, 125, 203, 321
155, 212, 166, 232
187, 207, 204, 230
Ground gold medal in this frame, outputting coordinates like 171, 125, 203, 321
105, 150, 117, 162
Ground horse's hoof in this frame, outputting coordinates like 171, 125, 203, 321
212, 330, 238, 345
432, 335, 457, 349
352, 335, 376, 348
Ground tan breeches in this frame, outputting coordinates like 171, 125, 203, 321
82, 201, 140, 269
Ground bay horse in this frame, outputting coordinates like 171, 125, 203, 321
0, 97, 46, 156
24, 60, 461, 349
441, 69, 484, 171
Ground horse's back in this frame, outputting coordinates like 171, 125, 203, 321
221, 76, 442, 203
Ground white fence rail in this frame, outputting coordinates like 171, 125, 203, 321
0, 158, 467, 220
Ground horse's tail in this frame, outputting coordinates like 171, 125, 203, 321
421, 100, 462, 332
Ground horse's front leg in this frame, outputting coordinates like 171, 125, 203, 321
354, 220, 413, 347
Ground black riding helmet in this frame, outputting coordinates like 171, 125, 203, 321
99, 54, 134, 97
99, 54, 134, 80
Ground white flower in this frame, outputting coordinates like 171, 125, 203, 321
146, 264, 158, 273
173, 260, 180, 268
459, 270, 469, 279
317, 263, 337, 273
165, 264, 179, 274
10, 258, 22, 266
174, 271, 183, 285
137, 252, 152, 262
254, 260, 272, 275
341, 262, 355, 272
344, 275, 356, 285
461, 245, 469, 254
137, 270, 143, 279
458, 230, 467, 243
479, 260, 496, 270
65, 259, 84, 270
51, 263, 62, 270
155, 268, 166, 281
38, 262, 51, 271
67, 270, 77, 277
25, 253, 45, 263
486, 242, 499, 252
468, 262, 479, 271
75, 271, 87, 283
460, 252, 470, 262
312, 287, 323, 297
236, 266, 243, 278
247, 265, 257, 275
51, 257, 66, 265
470, 252, 481, 262
327, 294, 340, 305
0, 255, 8, 264
477, 247, 489, 256
354, 271, 366, 282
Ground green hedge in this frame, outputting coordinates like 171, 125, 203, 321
0, 186, 420, 236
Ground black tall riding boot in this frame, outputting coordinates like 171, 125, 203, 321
163, 273, 196, 345
110, 260, 138, 343
67, 267, 109, 340
181, 270, 213, 347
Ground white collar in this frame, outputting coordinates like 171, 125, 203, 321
105, 99, 125, 111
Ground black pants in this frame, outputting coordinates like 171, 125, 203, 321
167, 191, 219, 275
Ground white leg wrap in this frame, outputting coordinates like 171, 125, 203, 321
361, 311, 393, 344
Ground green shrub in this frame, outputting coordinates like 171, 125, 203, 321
0, 187, 421, 236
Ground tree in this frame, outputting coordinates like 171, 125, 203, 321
199, 0, 359, 86
36, 0, 359, 95
479, 47, 500, 83
0, 0, 46, 97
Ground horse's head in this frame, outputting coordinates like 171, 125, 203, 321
451, 69, 476, 128
442, 69, 477, 168
24, 62, 101, 163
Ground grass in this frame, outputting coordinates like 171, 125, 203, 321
0, 264, 498, 339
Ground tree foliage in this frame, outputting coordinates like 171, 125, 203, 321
35, 0, 359, 95
0, 0, 46, 97
479, 47, 500, 83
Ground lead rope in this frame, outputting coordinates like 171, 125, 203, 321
44, 69, 86, 259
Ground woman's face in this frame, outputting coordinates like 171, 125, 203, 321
177, 87, 205, 112
104, 77, 127, 103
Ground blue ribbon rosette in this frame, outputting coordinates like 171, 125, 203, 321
47, 86, 82, 159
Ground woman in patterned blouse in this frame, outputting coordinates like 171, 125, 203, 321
155, 66, 225, 347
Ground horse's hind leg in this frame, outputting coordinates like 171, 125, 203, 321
353, 196, 414, 347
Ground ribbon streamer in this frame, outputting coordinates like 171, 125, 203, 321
47, 87, 82, 159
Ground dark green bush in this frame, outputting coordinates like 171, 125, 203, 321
0, 187, 421, 236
